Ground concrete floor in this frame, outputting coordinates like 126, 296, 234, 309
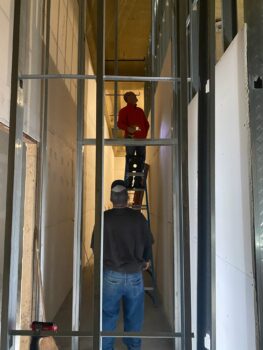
54, 267, 175, 350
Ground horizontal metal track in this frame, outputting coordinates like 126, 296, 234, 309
82, 138, 177, 146
9, 330, 194, 339
19, 74, 191, 83
19, 74, 96, 80
127, 172, 145, 176
104, 75, 189, 82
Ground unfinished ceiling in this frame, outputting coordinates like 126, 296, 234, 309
86, 0, 151, 76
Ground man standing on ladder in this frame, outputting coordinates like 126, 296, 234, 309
117, 91, 149, 188
91, 180, 152, 350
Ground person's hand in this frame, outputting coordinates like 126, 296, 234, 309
127, 126, 136, 134
143, 261, 151, 271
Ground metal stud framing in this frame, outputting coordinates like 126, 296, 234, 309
36, 0, 51, 321
178, 0, 193, 348
4, 1, 195, 350
113, 0, 119, 131
72, 0, 86, 349
197, 0, 216, 349
0, 1, 23, 349
93, 0, 105, 348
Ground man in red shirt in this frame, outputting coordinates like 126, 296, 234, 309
117, 91, 149, 188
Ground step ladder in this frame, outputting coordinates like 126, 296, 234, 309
125, 157, 158, 305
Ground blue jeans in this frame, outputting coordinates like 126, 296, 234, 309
102, 270, 144, 350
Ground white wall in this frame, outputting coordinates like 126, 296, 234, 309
147, 43, 177, 329
41, 0, 79, 320
188, 27, 256, 350
215, 27, 256, 350
0, 0, 42, 140
0, 0, 14, 125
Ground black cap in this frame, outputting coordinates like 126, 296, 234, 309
111, 180, 127, 192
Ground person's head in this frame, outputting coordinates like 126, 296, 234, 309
123, 91, 138, 105
110, 180, 128, 207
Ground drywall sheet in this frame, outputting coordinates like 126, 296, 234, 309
0, 1, 42, 141
215, 27, 255, 350
0, 1, 14, 126
188, 27, 256, 350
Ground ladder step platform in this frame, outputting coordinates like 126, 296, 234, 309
127, 187, 145, 192
126, 172, 145, 177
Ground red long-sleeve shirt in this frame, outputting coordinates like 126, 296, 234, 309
117, 104, 149, 139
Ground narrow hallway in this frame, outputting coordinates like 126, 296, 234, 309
54, 267, 174, 350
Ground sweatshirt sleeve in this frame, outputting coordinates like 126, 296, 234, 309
117, 108, 128, 131
144, 113, 150, 133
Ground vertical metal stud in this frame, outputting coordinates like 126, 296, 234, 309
171, 0, 181, 347
113, 0, 119, 131
36, 0, 51, 322
151, 0, 156, 139
178, 0, 192, 348
72, 0, 86, 349
93, 0, 105, 349
189, 0, 199, 93
0, 1, 23, 348
197, 0, 216, 348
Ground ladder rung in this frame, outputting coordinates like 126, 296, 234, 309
144, 287, 154, 291
127, 188, 145, 192
126, 172, 145, 177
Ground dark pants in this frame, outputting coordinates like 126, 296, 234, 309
125, 146, 146, 187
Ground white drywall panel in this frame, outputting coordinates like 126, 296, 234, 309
215, 27, 256, 350
152, 43, 173, 139
147, 42, 176, 328
187, 27, 256, 350
44, 221, 74, 320
0, 1, 14, 126
0, 0, 43, 140
83, 32, 116, 265
44, 129, 75, 320
0, 0, 79, 141
42, 0, 79, 317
